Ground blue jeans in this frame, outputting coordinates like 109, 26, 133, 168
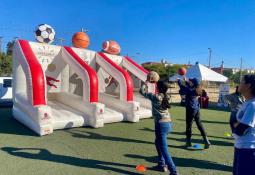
155, 122, 177, 175
233, 148, 255, 175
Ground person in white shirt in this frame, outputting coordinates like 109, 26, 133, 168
231, 75, 255, 175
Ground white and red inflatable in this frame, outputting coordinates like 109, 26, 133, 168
13, 40, 156, 135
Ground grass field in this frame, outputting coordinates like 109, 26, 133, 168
0, 105, 233, 175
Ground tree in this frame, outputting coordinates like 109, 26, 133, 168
6, 40, 15, 56
0, 53, 12, 76
143, 63, 186, 80
223, 69, 232, 78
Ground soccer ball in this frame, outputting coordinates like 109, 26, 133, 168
35, 24, 55, 44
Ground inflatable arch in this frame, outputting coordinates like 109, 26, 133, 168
69, 49, 156, 118
13, 40, 154, 136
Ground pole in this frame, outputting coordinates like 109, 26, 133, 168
208, 48, 212, 69
0, 37, 3, 54
240, 57, 243, 83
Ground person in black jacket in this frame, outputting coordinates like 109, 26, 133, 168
178, 77, 211, 149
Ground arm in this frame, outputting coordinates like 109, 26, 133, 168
234, 122, 250, 136
224, 94, 234, 104
177, 79, 187, 88
177, 79, 182, 86
177, 79, 189, 95
140, 83, 156, 101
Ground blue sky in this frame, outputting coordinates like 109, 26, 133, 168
0, 0, 255, 68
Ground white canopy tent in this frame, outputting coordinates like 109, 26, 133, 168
169, 63, 228, 82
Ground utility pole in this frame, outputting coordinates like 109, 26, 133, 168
0, 36, 3, 54
208, 48, 212, 69
220, 60, 224, 74
240, 57, 243, 83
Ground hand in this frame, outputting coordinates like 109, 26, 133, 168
196, 86, 202, 96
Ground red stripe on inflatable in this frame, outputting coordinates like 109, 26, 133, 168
64, 46, 98, 102
18, 40, 46, 106
124, 56, 149, 74
98, 52, 133, 101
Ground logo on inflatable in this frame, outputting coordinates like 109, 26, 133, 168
42, 112, 50, 120
37, 45, 57, 63
46, 76, 60, 88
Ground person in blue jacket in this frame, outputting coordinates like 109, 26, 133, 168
178, 77, 211, 149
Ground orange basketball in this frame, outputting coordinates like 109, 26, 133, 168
102, 40, 121, 55
72, 32, 90, 48
178, 67, 187, 76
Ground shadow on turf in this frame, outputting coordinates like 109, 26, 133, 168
125, 154, 232, 172
1, 147, 143, 175
176, 118, 229, 125
66, 130, 154, 145
0, 108, 37, 136
171, 102, 230, 112
140, 128, 233, 141
170, 137, 233, 147
171, 131, 234, 140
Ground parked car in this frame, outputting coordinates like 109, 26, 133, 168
0, 77, 13, 106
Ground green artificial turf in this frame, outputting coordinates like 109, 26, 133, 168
0, 105, 233, 175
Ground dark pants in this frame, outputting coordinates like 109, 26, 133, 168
233, 147, 255, 175
155, 122, 177, 175
186, 107, 207, 140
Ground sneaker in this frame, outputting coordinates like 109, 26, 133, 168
170, 172, 181, 175
185, 142, 192, 148
163, 166, 168, 172
203, 136, 211, 149
204, 142, 210, 149
151, 165, 168, 172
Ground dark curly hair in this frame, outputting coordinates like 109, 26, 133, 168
243, 74, 255, 96
157, 81, 171, 109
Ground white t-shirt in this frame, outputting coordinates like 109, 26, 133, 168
234, 98, 255, 149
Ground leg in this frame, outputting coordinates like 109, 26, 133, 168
154, 123, 165, 168
234, 148, 255, 175
194, 110, 211, 148
186, 107, 194, 147
158, 122, 177, 175
233, 147, 239, 175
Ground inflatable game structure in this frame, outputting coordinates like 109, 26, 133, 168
12, 40, 155, 135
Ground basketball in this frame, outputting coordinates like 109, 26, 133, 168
178, 67, 186, 76
102, 40, 121, 55
72, 32, 90, 48
147, 71, 160, 83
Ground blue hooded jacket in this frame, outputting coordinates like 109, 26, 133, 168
178, 78, 200, 111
